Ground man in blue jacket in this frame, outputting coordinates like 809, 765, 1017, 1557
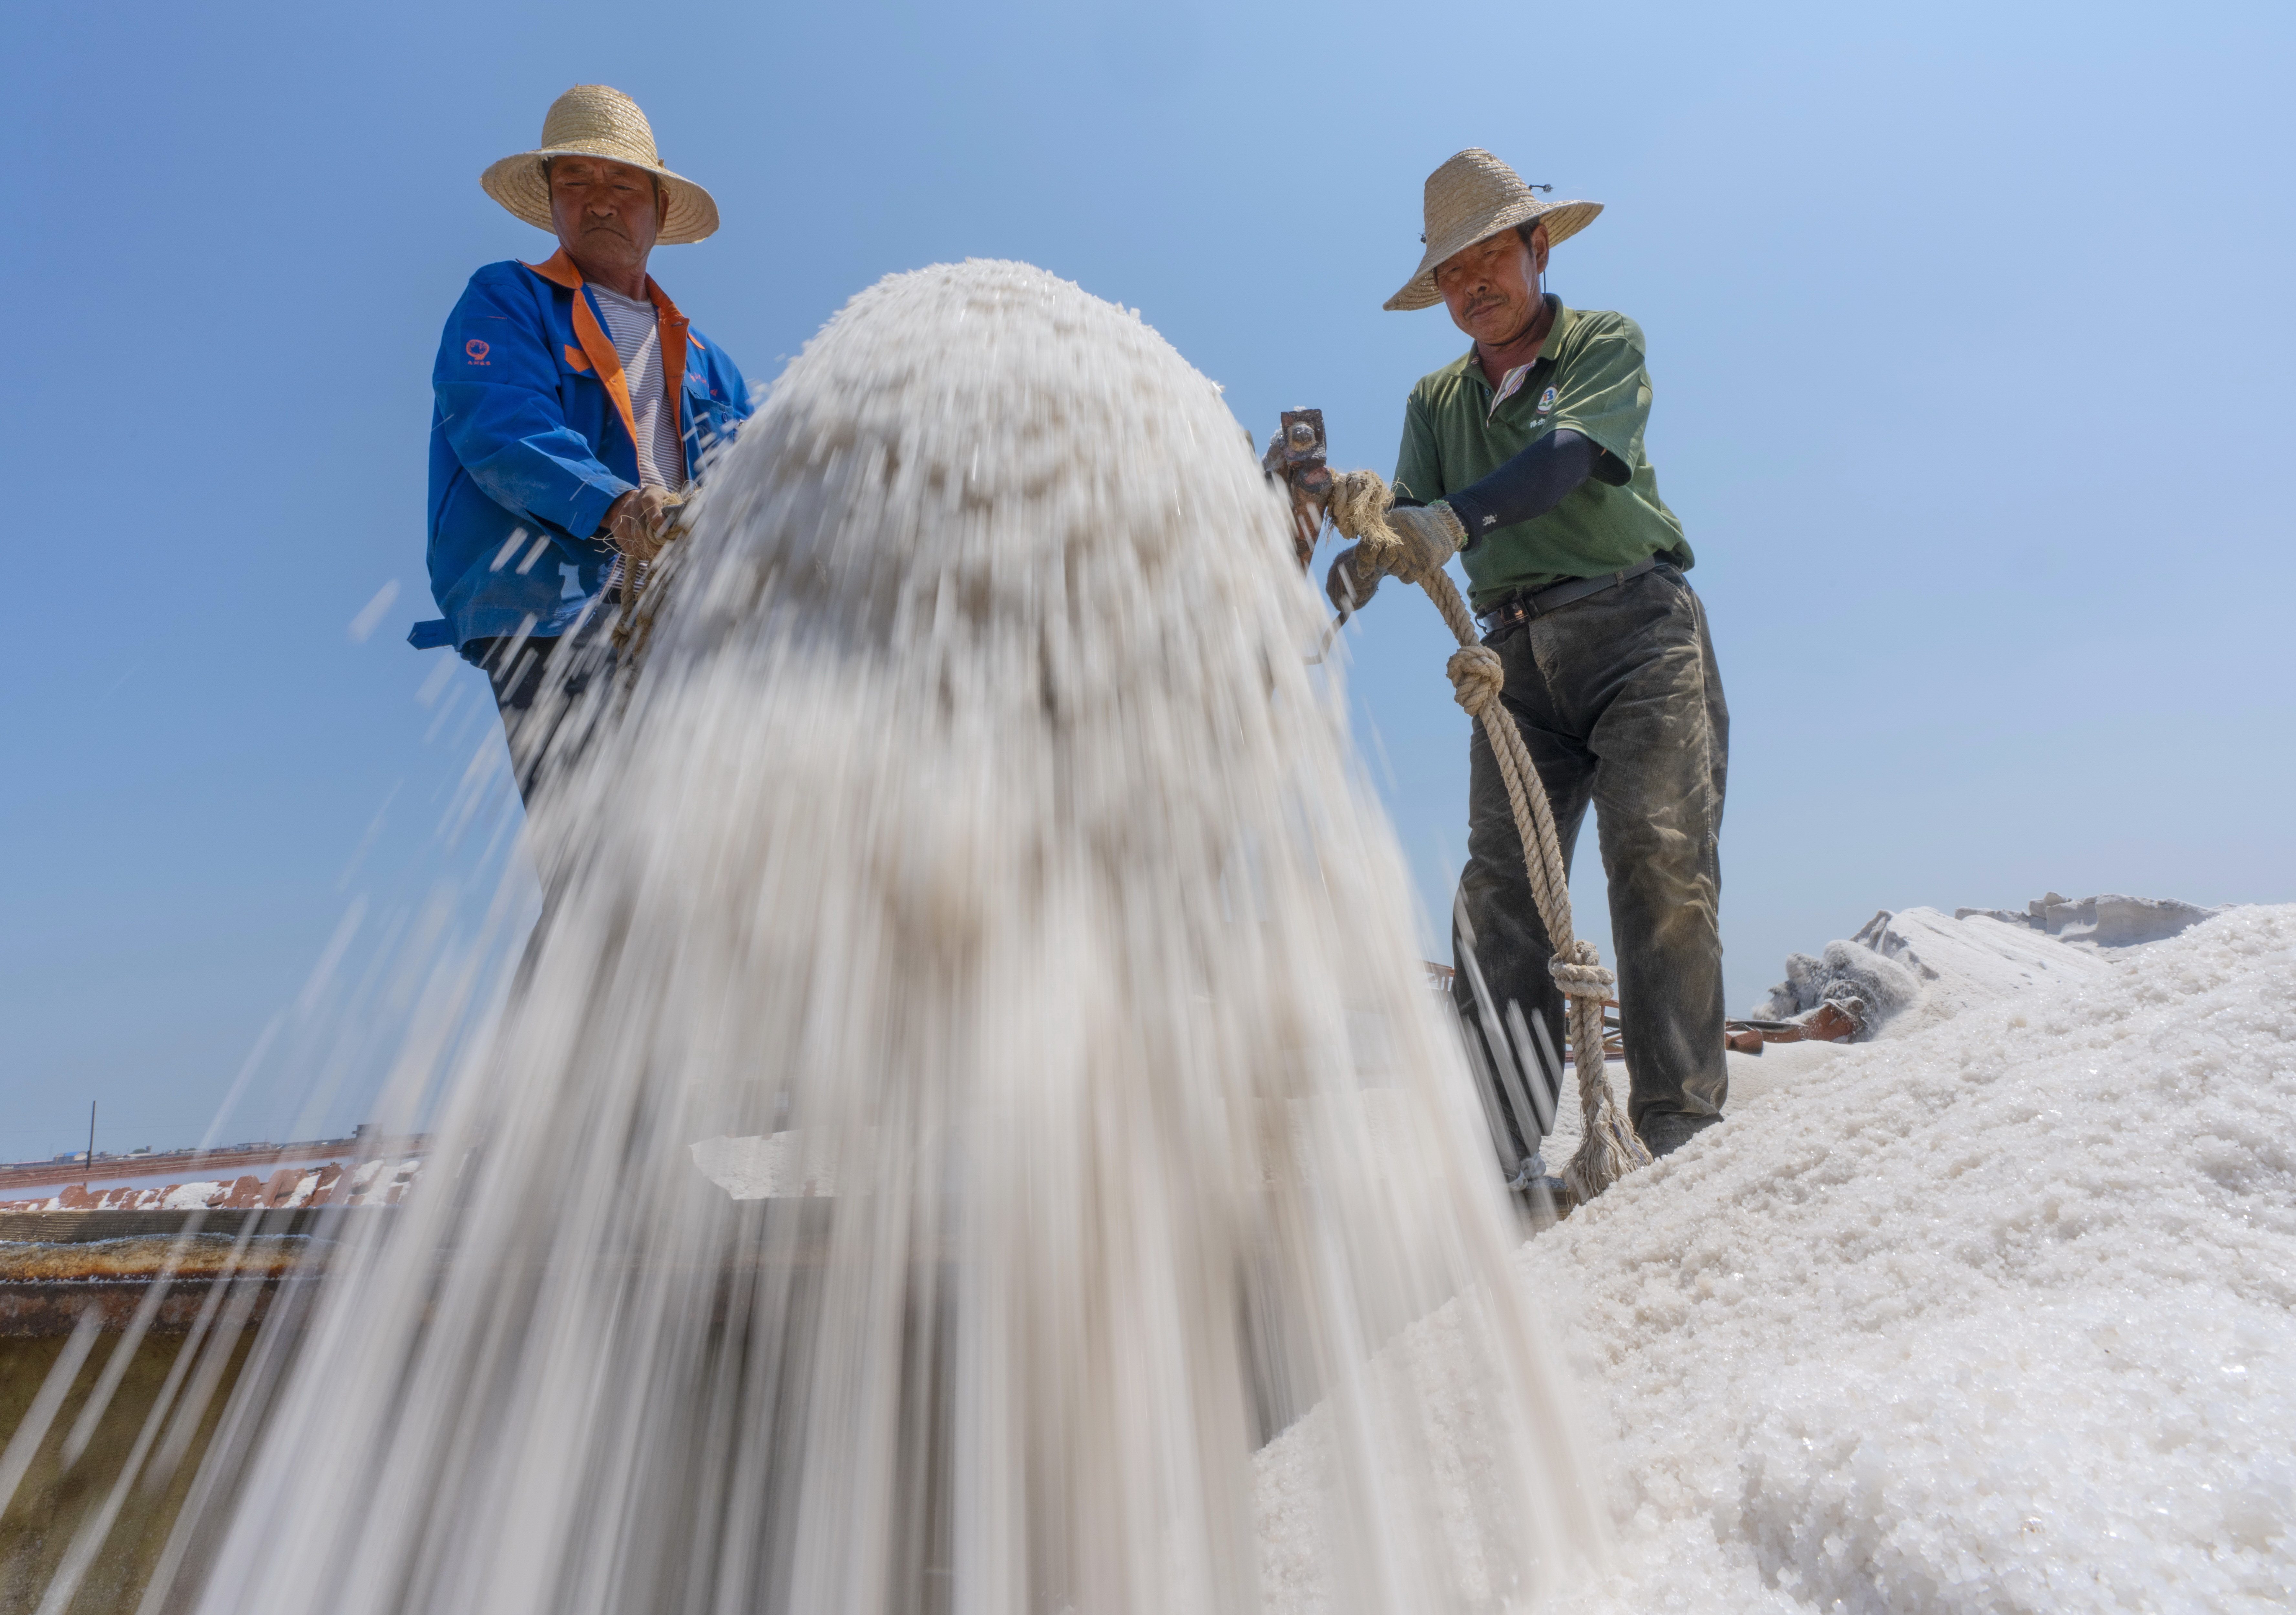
410, 84, 752, 795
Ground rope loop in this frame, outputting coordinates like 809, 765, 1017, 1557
1548, 939, 1615, 1001
1445, 645, 1504, 716
1327, 468, 1401, 560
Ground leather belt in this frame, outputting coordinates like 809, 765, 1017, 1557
1477, 556, 1662, 633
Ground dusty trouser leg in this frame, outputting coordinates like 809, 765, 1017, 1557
467, 610, 615, 806
474, 634, 564, 806
1579, 569, 1729, 1150
1449, 621, 1595, 1176
467, 613, 621, 1006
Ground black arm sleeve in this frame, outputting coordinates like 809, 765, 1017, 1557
1442, 429, 1608, 548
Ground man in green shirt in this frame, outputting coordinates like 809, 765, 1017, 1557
1330, 148, 1729, 1170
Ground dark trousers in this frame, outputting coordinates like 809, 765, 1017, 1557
464, 609, 613, 806
1449, 564, 1729, 1165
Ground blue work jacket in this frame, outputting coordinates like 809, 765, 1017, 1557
410, 248, 752, 654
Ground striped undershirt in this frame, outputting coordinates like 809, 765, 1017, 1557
588, 284, 688, 493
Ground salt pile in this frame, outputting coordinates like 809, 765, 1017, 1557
1263, 904, 2296, 1611
157, 262, 1593, 1615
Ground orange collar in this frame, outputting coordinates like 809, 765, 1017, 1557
526, 249, 692, 479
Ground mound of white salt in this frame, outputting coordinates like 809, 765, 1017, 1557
1258, 905, 2296, 1611
188, 261, 1584, 1615
1533, 903, 2296, 1612
1846, 905, 2117, 1033
1751, 905, 2118, 1040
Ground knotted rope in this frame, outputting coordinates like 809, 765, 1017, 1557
1330, 468, 1651, 1203
605, 496, 696, 697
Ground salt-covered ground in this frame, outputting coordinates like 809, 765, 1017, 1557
1260, 904, 2296, 1611
0, 1154, 420, 1213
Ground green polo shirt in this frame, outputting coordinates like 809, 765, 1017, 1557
1392, 299, 1692, 611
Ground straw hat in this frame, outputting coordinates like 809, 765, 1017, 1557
481, 85, 720, 245
1384, 149, 1600, 311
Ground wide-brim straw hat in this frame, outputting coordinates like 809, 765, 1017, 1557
481, 84, 720, 246
1384, 148, 1600, 311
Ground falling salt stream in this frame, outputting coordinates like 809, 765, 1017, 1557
119, 260, 1599, 1613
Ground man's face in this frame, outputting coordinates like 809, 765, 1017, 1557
1436, 224, 1550, 345
549, 156, 661, 276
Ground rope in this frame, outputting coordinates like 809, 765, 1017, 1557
1329, 469, 1651, 1202
608, 496, 693, 677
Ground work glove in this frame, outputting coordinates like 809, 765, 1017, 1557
603, 486, 682, 566
1325, 543, 1385, 618
1381, 502, 1467, 586
1323, 502, 1467, 617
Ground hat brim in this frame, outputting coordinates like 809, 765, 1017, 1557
481, 149, 721, 246
1383, 199, 1602, 312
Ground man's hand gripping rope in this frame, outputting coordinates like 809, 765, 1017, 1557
1326, 467, 1651, 1202
603, 488, 696, 666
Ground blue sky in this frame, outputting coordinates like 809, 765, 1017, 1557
4, 0, 2291, 1162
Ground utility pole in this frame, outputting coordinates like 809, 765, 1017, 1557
85, 1100, 96, 1193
